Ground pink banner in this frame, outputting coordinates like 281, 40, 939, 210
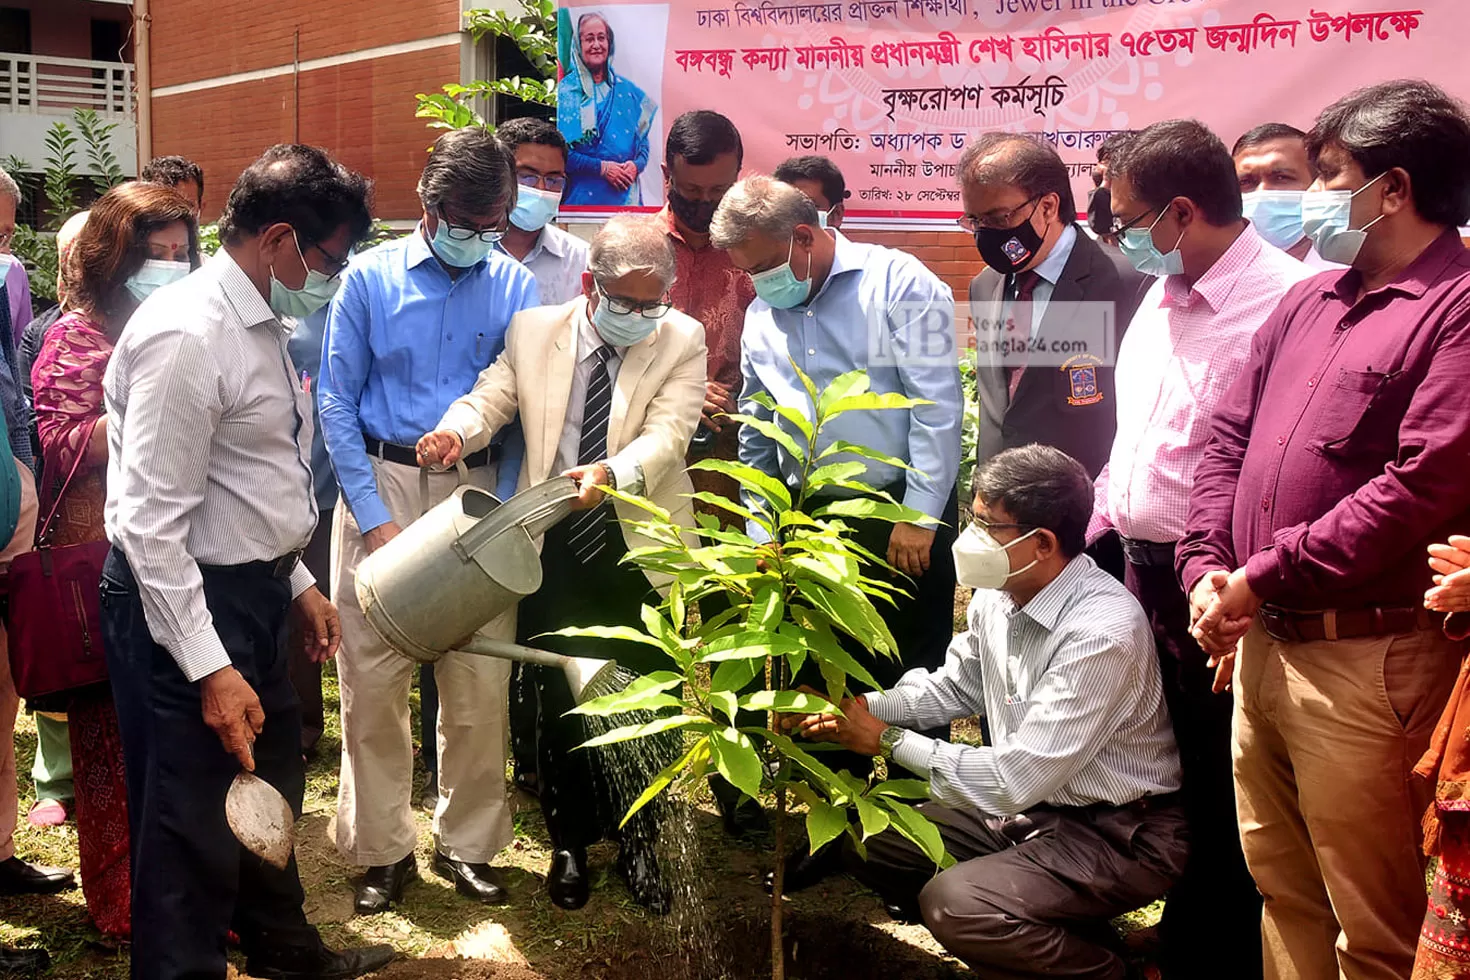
554, 0, 1448, 221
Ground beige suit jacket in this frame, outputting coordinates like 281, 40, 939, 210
438, 297, 706, 582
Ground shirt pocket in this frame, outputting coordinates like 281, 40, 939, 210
1306, 368, 1400, 459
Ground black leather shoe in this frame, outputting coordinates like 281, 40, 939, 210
431, 851, 508, 904
247, 944, 396, 980
617, 847, 671, 915
354, 854, 417, 914
762, 841, 843, 895
547, 848, 588, 910
0, 857, 73, 895
0, 947, 49, 974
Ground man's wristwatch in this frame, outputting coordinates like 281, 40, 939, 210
878, 725, 905, 761
601, 462, 617, 491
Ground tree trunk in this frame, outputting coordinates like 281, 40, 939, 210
771, 784, 787, 980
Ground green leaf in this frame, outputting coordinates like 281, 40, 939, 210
758, 730, 850, 803
737, 690, 841, 715
869, 779, 931, 800
816, 370, 871, 417
805, 800, 849, 854
771, 403, 816, 443
666, 580, 687, 631
853, 793, 891, 839
791, 360, 822, 413
724, 413, 805, 464
876, 797, 953, 868
706, 690, 740, 723
709, 728, 764, 800
686, 491, 762, 527
825, 391, 931, 417
711, 657, 762, 695
792, 583, 898, 664
568, 671, 684, 717
619, 738, 708, 829
539, 624, 669, 651
805, 461, 869, 491
699, 630, 802, 664
688, 458, 792, 512
811, 498, 938, 527
815, 440, 917, 472
747, 588, 784, 632
579, 715, 716, 749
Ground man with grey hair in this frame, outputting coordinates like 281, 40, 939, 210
419, 214, 706, 912
712, 175, 962, 885
320, 126, 540, 913
0, 170, 33, 345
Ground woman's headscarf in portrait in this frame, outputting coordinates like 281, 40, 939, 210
560, 9, 614, 146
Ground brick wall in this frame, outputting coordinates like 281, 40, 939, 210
151, 45, 460, 220
149, 0, 461, 89
844, 229, 981, 304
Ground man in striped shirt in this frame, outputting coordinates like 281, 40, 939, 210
791, 445, 1185, 980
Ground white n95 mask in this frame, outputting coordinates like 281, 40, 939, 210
952, 524, 1039, 591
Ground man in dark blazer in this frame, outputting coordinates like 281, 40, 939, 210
962, 133, 1148, 484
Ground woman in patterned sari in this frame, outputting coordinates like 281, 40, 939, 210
30, 181, 198, 940
557, 10, 658, 207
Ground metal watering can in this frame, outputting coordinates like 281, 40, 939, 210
354, 472, 625, 701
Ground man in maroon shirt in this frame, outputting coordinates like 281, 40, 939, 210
1180, 80, 1470, 980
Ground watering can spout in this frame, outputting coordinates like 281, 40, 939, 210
457, 636, 623, 705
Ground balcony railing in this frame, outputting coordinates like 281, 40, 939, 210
0, 53, 134, 116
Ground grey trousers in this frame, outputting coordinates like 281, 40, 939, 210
853, 798, 1190, 980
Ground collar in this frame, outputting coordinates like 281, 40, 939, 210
214, 249, 281, 332
1320, 227, 1466, 303
798, 231, 862, 308
1160, 224, 1263, 313
1031, 223, 1078, 287
406, 223, 440, 270
498, 223, 573, 264
1014, 554, 1091, 632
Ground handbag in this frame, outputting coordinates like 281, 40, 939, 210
4, 443, 111, 700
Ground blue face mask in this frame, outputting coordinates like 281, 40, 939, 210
510, 185, 562, 233
816, 209, 831, 230
1301, 172, 1386, 266
269, 232, 342, 319
751, 238, 813, 309
591, 286, 659, 347
1118, 209, 1186, 277
124, 259, 190, 303
430, 215, 502, 268
1242, 190, 1307, 251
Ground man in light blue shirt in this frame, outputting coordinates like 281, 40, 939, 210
319, 128, 539, 914
712, 176, 963, 839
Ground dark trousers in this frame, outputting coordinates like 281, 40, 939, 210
508, 663, 539, 783
288, 510, 331, 754
792, 485, 960, 777
419, 662, 438, 791
1123, 559, 1263, 980
101, 548, 320, 980
516, 513, 674, 853
855, 798, 1189, 980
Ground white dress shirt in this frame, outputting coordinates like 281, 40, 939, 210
495, 223, 590, 306
1001, 223, 1078, 338
866, 555, 1181, 816
1089, 226, 1313, 543
104, 250, 318, 682
550, 303, 642, 493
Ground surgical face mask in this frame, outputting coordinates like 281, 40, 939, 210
591, 287, 659, 346
952, 524, 1039, 591
269, 232, 342, 319
1302, 172, 1386, 266
750, 238, 813, 310
1242, 190, 1307, 251
430, 215, 502, 268
1118, 209, 1186, 277
510, 185, 562, 233
124, 259, 190, 303
816, 209, 831, 230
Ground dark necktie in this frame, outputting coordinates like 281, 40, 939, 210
565, 344, 615, 563
1007, 269, 1041, 401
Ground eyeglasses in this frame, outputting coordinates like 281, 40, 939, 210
1109, 207, 1160, 238
308, 240, 353, 280
518, 172, 568, 194
597, 283, 672, 319
957, 195, 1040, 233
972, 516, 1035, 534
439, 206, 507, 243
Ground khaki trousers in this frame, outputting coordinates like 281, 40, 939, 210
1235, 620, 1460, 980
0, 459, 39, 862
332, 458, 513, 866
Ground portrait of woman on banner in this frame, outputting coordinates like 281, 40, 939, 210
557, 9, 659, 207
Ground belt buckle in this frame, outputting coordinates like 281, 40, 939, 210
272, 551, 301, 579
1258, 605, 1290, 642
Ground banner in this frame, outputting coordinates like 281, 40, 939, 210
553, 0, 1455, 222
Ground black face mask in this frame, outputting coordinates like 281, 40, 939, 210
668, 186, 720, 233
973, 201, 1047, 275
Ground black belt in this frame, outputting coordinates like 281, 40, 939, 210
199, 550, 304, 580
364, 435, 498, 469
1119, 536, 1177, 568
1258, 604, 1440, 643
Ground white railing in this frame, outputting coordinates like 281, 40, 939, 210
0, 53, 135, 117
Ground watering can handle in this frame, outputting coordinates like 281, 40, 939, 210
449, 478, 580, 562
418, 461, 471, 518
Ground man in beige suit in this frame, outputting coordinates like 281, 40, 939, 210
418, 214, 705, 914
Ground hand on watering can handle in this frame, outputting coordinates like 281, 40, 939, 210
416, 430, 464, 468
562, 463, 610, 511
201, 666, 265, 770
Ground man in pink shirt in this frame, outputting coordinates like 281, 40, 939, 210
1089, 119, 1311, 980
